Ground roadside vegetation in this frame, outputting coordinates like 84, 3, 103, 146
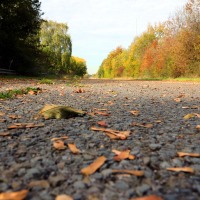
98, 0, 200, 79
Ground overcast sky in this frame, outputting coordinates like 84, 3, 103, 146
40, 0, 188, 74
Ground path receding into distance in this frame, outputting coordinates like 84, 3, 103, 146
0, 79, 200, 200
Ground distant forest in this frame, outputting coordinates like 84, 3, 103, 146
98, 0, 200, 78
0, 0, 87, 76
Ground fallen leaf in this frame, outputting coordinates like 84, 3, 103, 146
174, 98, 181, 102
67, 143, 80, 154
74, 88, 85, 93
196, 125, 200, 130
36, 104, 85, 119
9, 114, 22, 119
130, 194, 163, 200
130, 110, 140, 116
53, 140, 66, 150
28, 180, 50, 188
55, 194, 73, 200
81, 156, 107, 176
0, 112, 5, 116
112, 149, 135, 161
0, 131, 10, 136
51, 136, 69, 141
0, 189, 28, 200
94, 111, 110, 116
97, 120, 107, 127
132, 122, 153, 128
8, 123, 45, 129
91, 126, 130, 140
112, 169, 144, 176
184, 113, 200, 120
177, 152, 200, 157
0, 118, 6, 122
167, 167, 194, 173
28, 90, 36, 95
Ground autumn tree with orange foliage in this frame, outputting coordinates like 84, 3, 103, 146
98, 0, 200, 79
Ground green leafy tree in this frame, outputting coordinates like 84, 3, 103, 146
40, 20, 72, 75
0, 0, 43, 74
70, 56, 87, 77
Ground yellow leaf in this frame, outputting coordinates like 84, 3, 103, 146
167, 167, 194, 173
0, 190, 28, 200
184, 113, 200, 120
81, 156, 107, 176
177, 152, 200, 157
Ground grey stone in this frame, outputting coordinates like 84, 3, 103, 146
73, 181, 86, 189
115, 180, 129, 190
149, 144, 161, 151
136, 184, 151, 195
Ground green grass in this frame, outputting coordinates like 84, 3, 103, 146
0, 87, 39, 99
39, 78, 54, 84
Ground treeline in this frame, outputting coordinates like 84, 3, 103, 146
98, 0, 200, 78
0, 0, 87, 77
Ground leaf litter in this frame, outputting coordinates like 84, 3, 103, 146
81, 156, 107, 176
0, 189, 28, 200
91, 126, 130, 140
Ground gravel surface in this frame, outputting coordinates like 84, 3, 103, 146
0, 79, 200, 200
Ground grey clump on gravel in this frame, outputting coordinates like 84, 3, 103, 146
0, 79, 200, 200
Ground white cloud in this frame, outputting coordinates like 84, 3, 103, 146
41, 0, 188, 74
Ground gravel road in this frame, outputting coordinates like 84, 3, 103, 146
0, 79, 200, 200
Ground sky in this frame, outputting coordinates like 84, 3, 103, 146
40, 0, 188, 74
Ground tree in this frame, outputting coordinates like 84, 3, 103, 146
40, 20, 72, 75
0, 0, 43, 74
70, 56, 87, 77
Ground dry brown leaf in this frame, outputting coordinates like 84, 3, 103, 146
105, 132, 119, 139
130, 110, 140, 116
97, 120, 107, 127
94, 111, 110, 116
51, 136, 69, 141
0, 189, 28, 200
91, 126, 130, 140
81, 156, 107, 176
28, 90, 36, 95
196, 125, 200, 130
112, 149, 135, 161
74, 88, 85, 93
67, 143, 80, 154
174, 98, 181, 102
28, 180, 50, 188
0, 118, 6, 122
177, 152, 200, 157
55, 194, 73, 200
132, 122, 153, 128
130, 194, 163, 200
0, 131, 10, 136
9, 114, 22, 119
94, 108, 108, 111
53, 140, 66, 150
112, 169, 144, 176
8, 123, 45, 129
114, 150, 130, 161
167, 167, 194, 173
0, 112, 5, 116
